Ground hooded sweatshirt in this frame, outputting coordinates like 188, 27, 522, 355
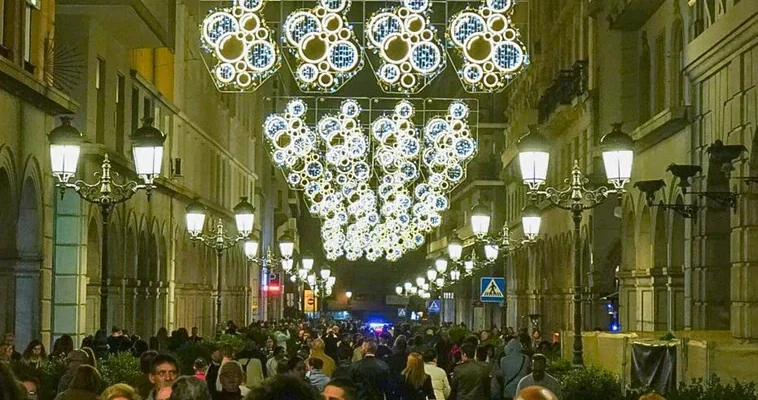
499, 339, 530, 398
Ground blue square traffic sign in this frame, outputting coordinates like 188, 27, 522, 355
480, 277, 506, 302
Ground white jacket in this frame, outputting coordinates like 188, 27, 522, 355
424, 362, 451, 400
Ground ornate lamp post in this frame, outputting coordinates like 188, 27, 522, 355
516, 124, 634, 365
48, 116, 166, 331
186, 197, 254, 330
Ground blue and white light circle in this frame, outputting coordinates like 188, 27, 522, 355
410, 42, 441, 73
245, 40, 276, 71
328, 41, 360, 72
493, 41, 524, 72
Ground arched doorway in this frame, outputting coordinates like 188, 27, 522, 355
15, 177, 43, 347
0, 166, 16, 342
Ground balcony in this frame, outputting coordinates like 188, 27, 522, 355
537, 60, 589, 125
56, 0, 173, 49
606, 0, 667, 30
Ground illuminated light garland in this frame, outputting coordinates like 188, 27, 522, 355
446, 0, 529, 93
263, 98, 477, 262
282, 0, 365, 93
200, 0, 281, 92
365, 0, 446, 94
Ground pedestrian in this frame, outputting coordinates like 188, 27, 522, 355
515, 386, 558, 400
308, 338, 336, 377
217, 361, 249, 399
146, 354, 179, 400
515, 354, 562, 400
18, 374, 40, 400
51, 334, 74, 360
57, 350, 91, 394
100, 383, 141, 400
398, 352, 436, 400
332, 345, 354, 380
501, 339, 530, 400
193, 358, 207, 381
54, 365, 102, 400
286, 356, 308, 382
349, 339, 392, 400
245, 374, 320, 400
306, 357, 330, 392
189, 327, 203, 344
449, 343, 490, 400
387, 335, 409, 377
21, 340, 47, 370
107, 327, 122, 355
168, 376, 208, 400
1, 333, 20, 361
638, 394, 666, 400
322, 378, 358, 400
206, 351, 222, 399
134, 350, 159, 399
423, 349, 450, 400
0, 342, 12, 364
266, 346, 286, 377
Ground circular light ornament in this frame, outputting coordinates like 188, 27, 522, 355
446, 0, 528, 93
264, 98, 477, 262
282, 0, 364, 92
200, 0, 280, 92
365, 0, 445, 94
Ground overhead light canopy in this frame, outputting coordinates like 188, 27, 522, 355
185, 201, 207, 237
600, 123, 635, 189
279, 233, 295, 259
517, 125, 550, 190
48, 116, 83, 181
233, 197, 255, 237
470, 203, 491, 238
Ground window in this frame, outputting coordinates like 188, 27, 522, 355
0, 0, 5, 48
116, 73, 126, 153
670, 20, 684, 107
638, 32, 651, 124
96, 57, 106, 144
654, 31, 666, 113
131, 87, 140, 137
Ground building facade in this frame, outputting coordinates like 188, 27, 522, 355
0, 0, 291, 350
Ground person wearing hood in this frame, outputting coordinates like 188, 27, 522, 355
500, 339, 530, 400
309, 338, 336, 377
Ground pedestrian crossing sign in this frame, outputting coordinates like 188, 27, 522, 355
427, 300, 441, 314
480, 277, 506, 302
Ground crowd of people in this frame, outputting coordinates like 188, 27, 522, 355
0, 320, 662, 400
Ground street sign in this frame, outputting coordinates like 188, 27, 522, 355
427, 299, 441, 314
307, 298, 315, 306
397, 308, 407, 318
480, 277, 506, 302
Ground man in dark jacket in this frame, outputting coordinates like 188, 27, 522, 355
349, 339, 392, 400
449, 343, 490, 400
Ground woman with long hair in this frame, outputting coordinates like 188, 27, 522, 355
398, 352, 435, 400
51, 335, 74, 360
54, 365, 103, 400
21, 340, 47, 370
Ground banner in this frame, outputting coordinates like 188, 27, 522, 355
630, 341, 677, 394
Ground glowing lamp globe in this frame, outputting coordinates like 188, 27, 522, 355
131, 118, 167, 181
48, 116, 83, 182
233, 197, 255, 237
448, 233, 463, 261
470, 203, 491, 238
185, 201, 207, 237
279, 233, 295, 259
517, 126, 550, 190
244, 238, 259, 260
522, 204, 542, 241
600, 123, 635, 189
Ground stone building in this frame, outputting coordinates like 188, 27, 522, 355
0, 0, 291, 349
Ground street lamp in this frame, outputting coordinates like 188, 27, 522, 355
426, 268, 438, 282
278, 233, 295, 259
395, 286, 403, 295
435, 257, 448, 274
49, 116, 166, 331
517, 123, 634, 366
470, 202, 491, 239
415, 276, 426, 288
447, 232, 463, 262
186, 196, 254, 330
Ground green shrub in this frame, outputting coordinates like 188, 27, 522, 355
35, 357, 66, 400
562, 365, 624, 400
666, 375, 758, 400
546, 357, 574, 382
100, 352, 142, 389
447, 325, 470, 345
